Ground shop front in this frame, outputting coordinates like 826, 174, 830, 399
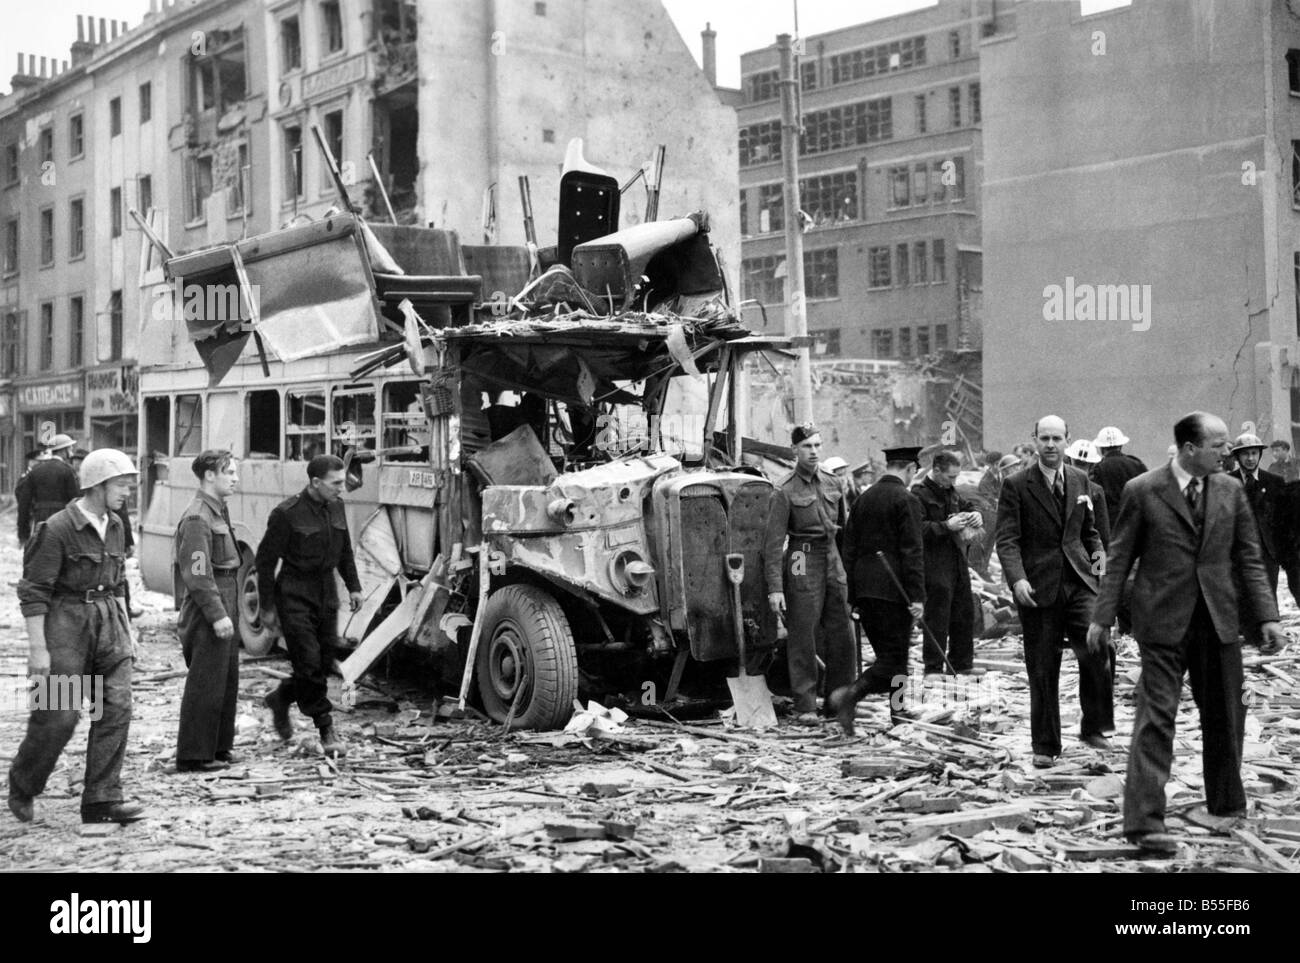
85, 364, 140, 460
15, 375, 84, 473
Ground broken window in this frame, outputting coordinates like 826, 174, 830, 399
281, 16, 301, 73
377, 0, 417, 43
745, 69, 779, 104
741, 255, 783, 307
872, 328, 893, 358
814, 328, 841, 357
372, 90, 418, 216
175, 394, 204, 456
757, 182, 784, 232
829, 37, 924, 84
188, 27, 247, 117
322, 108, 344, 188
247, 389, 280, 459
800, 171, 856, 225
225, 142, 250, 217
284, 124, 304, 199
801, 60, 818, 91
322, 1, 344, 54
916, 326, 931, 356
286, 389, 326, 461
331, 384, 376, 458
186, 154, 214, 221
805, 248, 838, 300
39, 128, 53, 164
869, 247, 891, 288
739, 120, 781, 167
801, 99, 891, 156
382, 381, 429, 463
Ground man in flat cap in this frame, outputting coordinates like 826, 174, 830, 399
763, 423, 857, 722
832, 446, 926, 733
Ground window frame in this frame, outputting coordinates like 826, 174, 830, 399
285, 387, 328, 461
39, 205, 55, 267
110, 186, 123, 239
139, 82, 152, 123
109, 96, 122, 138
68, 112, 85, 159
868, 246, 892, 289
38, 301, 54, 371
69, 196, 85, 259
321, 0, 346, 57
69, 294, 84, 368
174, 393, 205, 457
280, 14, 303, 74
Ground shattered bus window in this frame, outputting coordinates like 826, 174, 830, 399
175, 394, 204, 456
247, 389, 280, 459
286, 389, 326, 461
382, 380, 429, 462
332, 384, 377, 457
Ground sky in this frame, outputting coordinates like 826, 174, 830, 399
0, 0, 939, 96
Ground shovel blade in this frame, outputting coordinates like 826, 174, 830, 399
727, 671, 777, 730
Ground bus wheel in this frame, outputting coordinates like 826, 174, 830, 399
475, 584, 578, 730
237, 548, 279, 656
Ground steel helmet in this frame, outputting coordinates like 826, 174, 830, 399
45, 432, 76, 452
1231, 432, 1267, 455
822, 456, 848, 472
1093, 426, 1129, 447
79, 448, 138, 490
1065, 439, 1101, 464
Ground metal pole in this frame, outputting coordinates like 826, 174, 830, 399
777, 33, 812, 424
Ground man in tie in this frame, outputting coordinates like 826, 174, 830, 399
1227, 434, 1284, 635
1089, 412, 1285, 853
995, 415, 1112, 768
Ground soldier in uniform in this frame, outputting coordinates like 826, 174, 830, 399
174, 450, 243, 772
762, 423, 856, 721
256, 454, 362, 756
831, 446, 926, 734
16, 433, 79, 544
7, 449, 145, 824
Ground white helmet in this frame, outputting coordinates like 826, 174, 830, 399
1065, 439, 1101, 464
79, 448, 138, 490
1230, 432, 1266, 455
1094, 426, 1129, 447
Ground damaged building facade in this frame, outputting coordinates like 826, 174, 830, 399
983, 0, 1300, 467
732, 0, 996, 462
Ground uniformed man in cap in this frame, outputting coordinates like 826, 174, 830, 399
174, 450, 243, 772
15, 433, 79, 544
256, 454, 363, 756
8, 449, 145, 824
1228, 432, 1284, 644
832, 446, 926, 734
762, 423, 856, 721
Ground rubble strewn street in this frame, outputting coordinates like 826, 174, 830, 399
3, 521, 1296, 873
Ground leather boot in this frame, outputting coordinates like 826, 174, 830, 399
319, 724, 348, 757
264, 688, 293, 741
829, 677, 870, 737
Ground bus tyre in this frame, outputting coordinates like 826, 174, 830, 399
237, 548, 279, 656
475, 584, 578, 731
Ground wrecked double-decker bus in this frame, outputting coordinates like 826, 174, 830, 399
137, 174, 791, 728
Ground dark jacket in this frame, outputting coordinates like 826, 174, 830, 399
996, 463, 1104, 602
1227, 467, 1284, 564
842, 475, 926, 605
762, 465, 849, 594
1095, 465, 1277, 643
255, 488, 361, 608
1089, 450, 1147, 524
16, 457, 79, 543
174, 491, 241, 626
914, 476, 975, 586
1088, 480, 1111, 548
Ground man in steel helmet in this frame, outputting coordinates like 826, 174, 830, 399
15, 432, 79, 545
8, 448, 146, 825
1228, 433, 1284, 646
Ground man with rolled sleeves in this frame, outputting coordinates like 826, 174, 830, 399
763, 423, 856, 721
831, 446, 926, 734
174, 450, 243, 772
7, 449, 145, 824
256, 455, 363, 756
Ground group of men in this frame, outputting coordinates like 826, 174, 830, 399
768, 412, 1286, 852
7, 451, 362, 826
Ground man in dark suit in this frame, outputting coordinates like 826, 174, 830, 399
832, 447, 926, 734
995, 415, 1112, 768
1089, 412, 1284, 853
914, 449, 982, 676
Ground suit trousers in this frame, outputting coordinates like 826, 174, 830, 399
176, 576, 240, 763
921, 564, 974, 674
783, 541, 855, 713
851, 597, 913, 703
1018, 572, 1113, 756
1124, 595, 1246, 836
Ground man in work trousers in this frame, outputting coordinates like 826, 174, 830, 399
831, 446, 926, 734
256, 455, 363, 756
16, 432, 80, 544
1226, 432, 1284, 644
7, 449, 145, 824
763, 423, 857, 722
175, 450, 243, 772
914, 449, 982, 677
995, 415, 1113, 768
1089, 412, 1285, 853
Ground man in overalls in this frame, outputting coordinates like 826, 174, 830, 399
8, 448, 144, 824
763, 423, 856, 721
